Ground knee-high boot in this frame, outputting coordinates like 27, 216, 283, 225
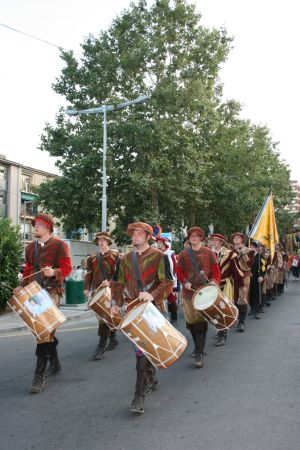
237, 304, 247, 332
145, 361, 158, 394
130, 356, 148, 414
106, 330, 119, 351
45, 337, 61, 376
30, 343, 50, 394
194, 331, 206, 368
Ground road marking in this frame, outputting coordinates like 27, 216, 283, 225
0, 325, 98, 339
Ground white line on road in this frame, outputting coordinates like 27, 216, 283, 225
0, 325, 98, 339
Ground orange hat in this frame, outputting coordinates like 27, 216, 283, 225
127, 222, 153, 237
32, 213, 54, 232
94, 231, 112, 245
187, 227, 205, 239
210, 233, 225, 241
231, 232, 245, 242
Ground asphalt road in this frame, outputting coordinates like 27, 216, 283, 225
1, 281, 300, 450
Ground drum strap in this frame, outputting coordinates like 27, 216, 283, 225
131, 252, 145, 292
96, 252, 108, 280
188, 248, 208, 285
34, 240, 43, 286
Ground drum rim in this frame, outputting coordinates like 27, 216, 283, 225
192, 283, 220, 310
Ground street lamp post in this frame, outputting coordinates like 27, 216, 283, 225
64, 95, 149, 231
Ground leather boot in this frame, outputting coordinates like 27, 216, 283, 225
194, 331, 205, 368
30, 356, 48, 394
45, 338, 61, 376
216, 330, 227, 346
130, 356, 147, 414
106, 331, 119, 351
93, 336, 108, 360
190, 329, 196, 357
145, 364, 159, 394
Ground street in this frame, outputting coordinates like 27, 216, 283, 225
1, 281, 299, 450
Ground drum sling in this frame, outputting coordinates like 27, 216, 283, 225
187, 248, 208, 285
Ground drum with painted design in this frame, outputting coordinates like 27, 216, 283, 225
8, 281, 66, 341
119, 301, 187, 369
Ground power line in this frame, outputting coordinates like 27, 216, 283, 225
0, 21, 75, 54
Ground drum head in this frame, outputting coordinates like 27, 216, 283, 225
193, 284, 219, 310
89, 287, 110, 306
120, 302, 146, 327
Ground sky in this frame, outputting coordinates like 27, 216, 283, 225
1, 0, 299, 179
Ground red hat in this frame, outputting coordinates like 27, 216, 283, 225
231, 232, 245, 242
210, 233, 225, 241
127, 222, 153, 237
94, 231, 112, 245
187, 227, 205, 239
156, 236, 171, 247
32, 213, 54, 232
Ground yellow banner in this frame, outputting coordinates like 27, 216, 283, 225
249, 192, 279, 258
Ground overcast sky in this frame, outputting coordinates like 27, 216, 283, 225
1, 0, 299, 179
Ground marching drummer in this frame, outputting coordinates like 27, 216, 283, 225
176, 227, 221, 368
18, 213, 72, 394
111, 222, 173, 414
210, 233, 246, 346
83, 232, 120, 360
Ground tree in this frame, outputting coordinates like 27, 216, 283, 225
0, 219, 23, 311
37, 0, 293, 242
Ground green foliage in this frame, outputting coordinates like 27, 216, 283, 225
0, 219, 23, 310
37, 0, 293, 242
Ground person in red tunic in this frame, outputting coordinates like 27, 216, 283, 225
17, 213, 72, 394
83, 232, 120, 360
176, 227, 221, 368
210, 233, 246, 346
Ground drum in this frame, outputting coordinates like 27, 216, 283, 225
192, 283, 238, 331
88, 286, 122, 330
7, 281, 66, 341
119, 301, 187, 369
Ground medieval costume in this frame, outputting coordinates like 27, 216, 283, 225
177, 227, 220, 368
211, 234, 245, 345
84, 232, 120, 360
111, 222, 173, 414
231, 232, 255, 331
22, 213, 72, 393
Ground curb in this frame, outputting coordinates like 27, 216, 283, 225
0, 309, 94, 335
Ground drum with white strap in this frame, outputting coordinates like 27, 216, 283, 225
8, 281, 66, 341
119, 301, 187, 369
192, 283, 238, 331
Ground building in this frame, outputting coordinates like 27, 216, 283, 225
0, 154, 101, 265
291, 180, 300, 215
0, 154, 59, 240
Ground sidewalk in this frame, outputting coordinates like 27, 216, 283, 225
0, 304, 94, 334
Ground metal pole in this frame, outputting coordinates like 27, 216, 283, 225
23, 201, 26, 254
101, 106, 107, 231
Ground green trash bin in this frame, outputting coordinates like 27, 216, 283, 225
65, 279, 86, 304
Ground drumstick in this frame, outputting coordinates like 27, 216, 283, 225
22, 267, 53, 280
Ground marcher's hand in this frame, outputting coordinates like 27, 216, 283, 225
110, 305, 121, 316
185, 282, 193, 290
83, 289, 90, 297
258, 276, 264, 283
240, 286, 248, 295
101, 280, 110, 287
13, 286, 23, 295
138, 292, 154, 302
42, 266, 55, 277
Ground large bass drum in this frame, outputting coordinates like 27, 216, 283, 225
8, 281, 66, 341
119, 301, 187, 369
192, 283, 238, 331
